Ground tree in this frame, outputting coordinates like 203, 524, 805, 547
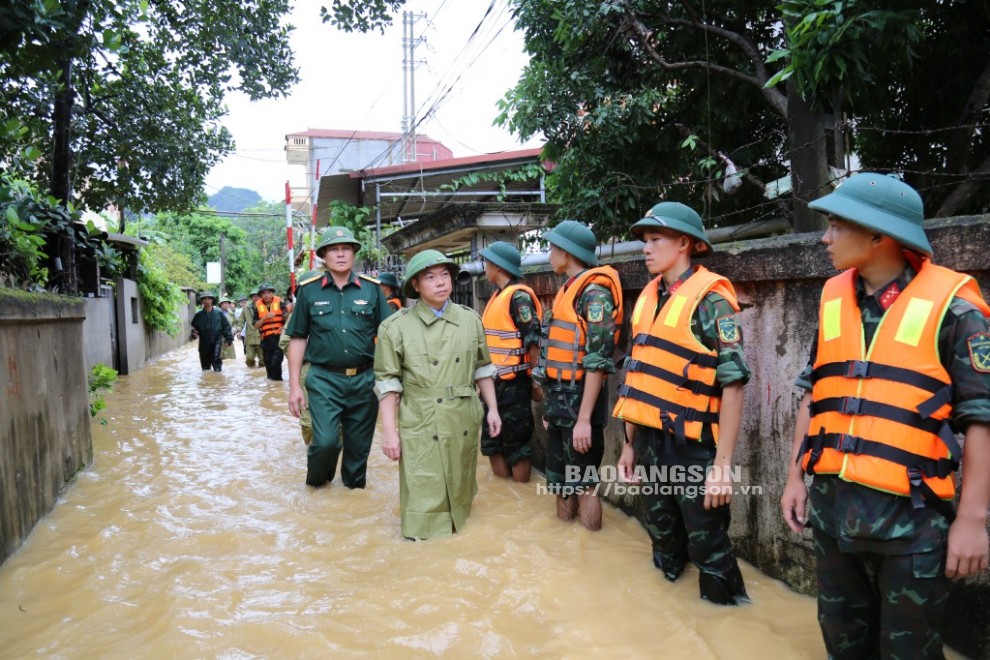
0, 0, 298, 216
498, 1, 989, 239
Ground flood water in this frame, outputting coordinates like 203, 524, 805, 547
0, 342, 832, 657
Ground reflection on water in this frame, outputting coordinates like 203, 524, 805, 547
0, 343, 829, 657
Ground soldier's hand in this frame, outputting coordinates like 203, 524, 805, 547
287, 386, 306, 418
381, 430, 401, 461
704, 468, 733, 509
530, 382, 545, 403
572, 419, 592, 454
617, 444, 638, 483
487, 409, 501, 438
946, 515, 990, 578
780, 476, 809, 533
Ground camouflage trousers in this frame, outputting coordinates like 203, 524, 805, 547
481, 377, 535, 466
634, 426, 743, 590
244, 342, 263, 367
813, 527, 949, 659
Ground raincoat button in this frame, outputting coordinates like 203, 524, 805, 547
432, 359, 438, 366
436, 398, 442, 403
432, 435, 438, 441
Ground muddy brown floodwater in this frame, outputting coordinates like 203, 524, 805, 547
0, 343, 838, 657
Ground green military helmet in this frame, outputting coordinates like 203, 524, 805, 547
631, 201, 713, 256
480, 241, 523, 278
219, 296, 234, 305
808, 172, 931, 256
545, 220, 598, 267
236, 293, 249, 302
377, 272, 401, 288
315, 225, 361, 258
257, 282, 276, 294
402, 249, 460, 299
197, 291, 216, 303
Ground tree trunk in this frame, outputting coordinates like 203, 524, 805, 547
786, 79, 831, 234
51, 55, 78, 293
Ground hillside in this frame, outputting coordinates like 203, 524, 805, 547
207, 187, 261, 213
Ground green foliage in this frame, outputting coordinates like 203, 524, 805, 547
440, 164, 546, 200
0, 169, 118, 291
88, 363, 117, 423
149, 211, 254, 297
326, 200, 388, 269
137, 247, 186, 335
499, 1, 786, 239
320, 0, 407, 33
768, 1, 920, 106
0, 0, 299, 214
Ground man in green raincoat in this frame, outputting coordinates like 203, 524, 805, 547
374, 249, 502, 539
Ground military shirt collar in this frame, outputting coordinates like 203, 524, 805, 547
321, 271, 360, 290
855, 263, 916, 311
415, 298, 457, 325
657, 265, 696, 297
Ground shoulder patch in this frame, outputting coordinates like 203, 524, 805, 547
716, 315, 740, 344
518, 305, 533, 323
968, 332, 990, 373
587, 302, 604, 323
359, 274, 381, 285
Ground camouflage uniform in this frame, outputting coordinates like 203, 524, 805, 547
796, 264, 990, 659
243, 303, 263, 367
630, 267, 751, 598
534, 279, 618, 493
481, 285, 543, 466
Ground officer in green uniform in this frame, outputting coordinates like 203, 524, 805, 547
374, 249, 502, 539
781, 173, 990, 658
286, 227, 393, 488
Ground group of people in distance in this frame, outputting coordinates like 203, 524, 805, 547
192, 173, 988, 658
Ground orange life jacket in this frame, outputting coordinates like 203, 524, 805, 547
483, 283, 544, 380
255, 296, 285, 339
613, 267, 738, 445
540, 266, 623, 384
387, 297, 402, 311
801, 260, 990, 509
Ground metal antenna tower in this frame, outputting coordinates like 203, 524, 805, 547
401, 11, 427, 163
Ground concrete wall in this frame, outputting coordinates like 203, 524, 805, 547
489, 215, 990, 658
83, 295, 114, 371
145, 290, 197, 363
0, 290, 92, 565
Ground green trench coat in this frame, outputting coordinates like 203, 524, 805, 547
374, 301, 496, 539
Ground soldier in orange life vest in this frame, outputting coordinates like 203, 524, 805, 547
377, 272, 403, 311
254, 282, 289, 381
780, 173, 990, 658
479, 241, 544, 482
533, 220, 623, 531
613, 202, 751, 605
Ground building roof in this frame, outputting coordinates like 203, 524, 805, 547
285, 128, 446, 144
316, 147, 548, 225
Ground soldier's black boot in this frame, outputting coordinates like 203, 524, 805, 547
652, 548, 688, 583
698, 562, 749, 605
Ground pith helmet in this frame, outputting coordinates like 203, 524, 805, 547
219, 296, 234, 304
631, 201, 713, 256
316, 225, 361, 257
545, 220, 598, 267
257, 282, 276, 294
480, 241, 523, 278
402, 249, 460, 299
378, 272, 401, 288
808, 172, 931, 256
197, 291, 216, 303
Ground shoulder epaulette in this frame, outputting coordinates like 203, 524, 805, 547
360, 273, 381, 285
298, 272, 324, 287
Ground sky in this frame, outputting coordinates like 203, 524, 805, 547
204, 0, 544, 204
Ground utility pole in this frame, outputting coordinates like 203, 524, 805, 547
219, 232, 226, 297
401, 11, 427, 163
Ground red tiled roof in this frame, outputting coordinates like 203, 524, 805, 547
354, 147, 546, 178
